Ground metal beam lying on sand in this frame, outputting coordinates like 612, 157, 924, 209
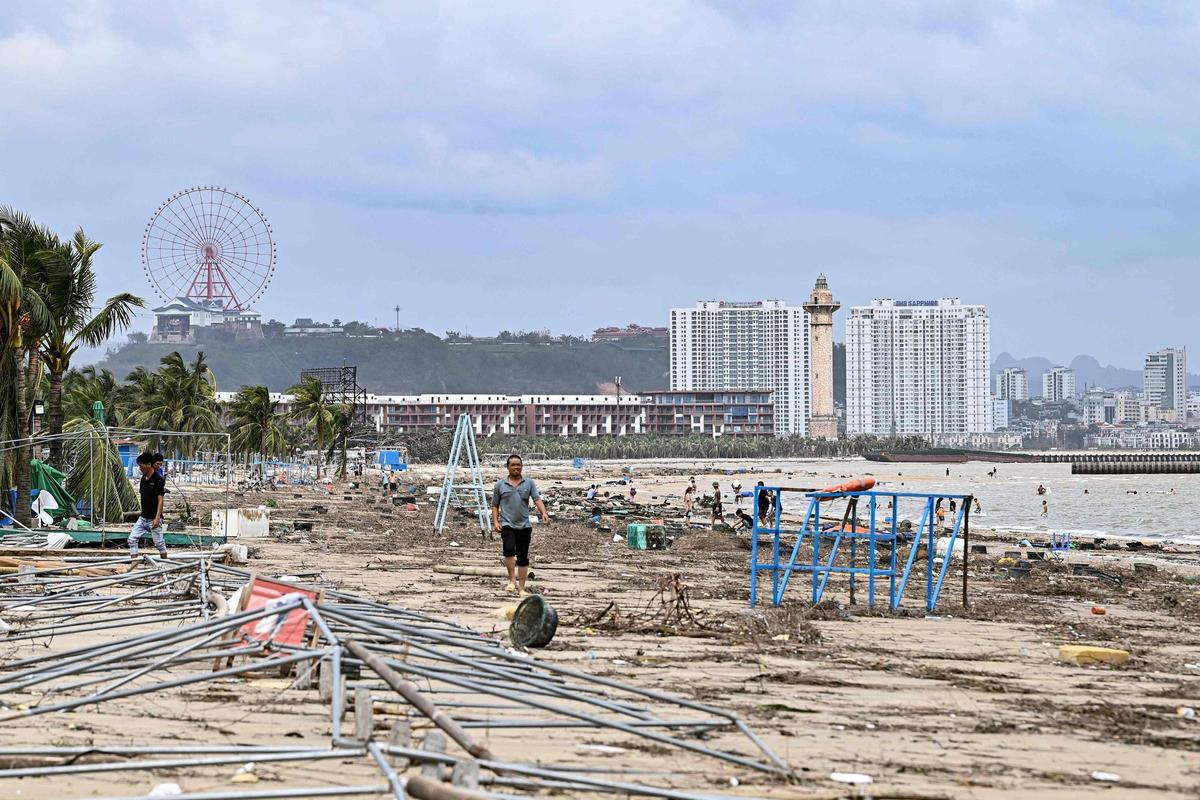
1, 557, 792, 799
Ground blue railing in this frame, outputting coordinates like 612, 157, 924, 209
750, 487, 973, 612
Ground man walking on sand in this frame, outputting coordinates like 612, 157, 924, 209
491, 454, 550, 596
129, 452, 168, 561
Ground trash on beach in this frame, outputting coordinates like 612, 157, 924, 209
148, 785, 183, 797
1090, 771, 1120, 782
509, 594, 559, 648
1091, 606, 1106, 615
1178, 706, 1196, 720
830, 772, 873, 785
1057, 645, 1130, 666
935, 536, 961, 560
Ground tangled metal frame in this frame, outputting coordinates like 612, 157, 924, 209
1, 555, 792, 799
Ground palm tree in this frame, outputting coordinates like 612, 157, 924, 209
63, 416, 138, 524
125, 352, 220, 458
226, 385, 288, 464
329, 403, 354, 479
0, 208, 54, 524
35, 230, 143, 466
62, 366, 124, 426
287, 374, 336, 479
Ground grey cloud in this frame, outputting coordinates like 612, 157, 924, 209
3, 1, 1200, 364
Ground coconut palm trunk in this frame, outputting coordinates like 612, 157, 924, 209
46, 364, 66, 465
12, 348, 31, 526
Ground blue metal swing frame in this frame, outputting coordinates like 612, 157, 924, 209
749, 487, 972, 612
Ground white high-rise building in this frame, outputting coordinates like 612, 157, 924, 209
846, 298, 992, 436
669, 300, 809, 436
1144, 347, 1187, 413
992, 397, 1010, 430
1042, 366, 1076, 402
996, 367, 1029, 401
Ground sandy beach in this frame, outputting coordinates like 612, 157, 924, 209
2, 457, 1199, 799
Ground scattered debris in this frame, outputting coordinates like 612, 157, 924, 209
830, 771, 873, 785
578, 573, 711, 635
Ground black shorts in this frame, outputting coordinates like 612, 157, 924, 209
501, 526, 532, 567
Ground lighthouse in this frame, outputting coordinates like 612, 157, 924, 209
803, 275, 840, 440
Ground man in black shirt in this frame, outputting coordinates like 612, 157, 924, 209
128, 452, 168, 560
756, 481, 773, 526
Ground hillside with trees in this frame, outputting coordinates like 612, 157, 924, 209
95, 328, 847, 400
93, 328, 671, 394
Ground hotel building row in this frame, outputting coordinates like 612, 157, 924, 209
217, 391, 776, 438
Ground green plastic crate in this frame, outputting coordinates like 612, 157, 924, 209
626, 523, 647, 550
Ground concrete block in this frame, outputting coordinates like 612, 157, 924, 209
1057, 645, 1130, 666
211, 507, 270, 539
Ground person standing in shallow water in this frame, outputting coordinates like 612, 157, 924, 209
490, 454, 550, 596
683, 483, 696, 519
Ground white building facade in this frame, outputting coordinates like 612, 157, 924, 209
992, 397, 1010, 430
996, 367, 1029, 401
1144, 347, 1187, 414
669, 300, 810, 436
846, 298, 992, 436
1042, 366, 1076, 402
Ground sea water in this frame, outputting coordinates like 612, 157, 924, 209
767, 460, 1200, 544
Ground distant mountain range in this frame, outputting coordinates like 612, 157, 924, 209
993, 353, 1199, 392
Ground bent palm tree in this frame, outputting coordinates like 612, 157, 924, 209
63, 416, 139, 524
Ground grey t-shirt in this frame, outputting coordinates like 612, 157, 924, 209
491, 477, 541, 529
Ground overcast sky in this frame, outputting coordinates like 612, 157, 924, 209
3, 1, 1198, 366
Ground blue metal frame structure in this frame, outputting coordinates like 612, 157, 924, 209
749, 487, 972, 612
433, 414, 490, 537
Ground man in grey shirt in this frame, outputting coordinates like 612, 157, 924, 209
491, 453, 550, 595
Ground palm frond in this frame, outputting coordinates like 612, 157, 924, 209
75, 292, 145, 348
63, 417, 139, 524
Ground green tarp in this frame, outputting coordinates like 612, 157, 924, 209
31, 459, 76, 522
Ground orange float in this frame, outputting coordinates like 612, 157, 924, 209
819, 477, 876, 494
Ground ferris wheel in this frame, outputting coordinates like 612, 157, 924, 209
141, 186, 276, 311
